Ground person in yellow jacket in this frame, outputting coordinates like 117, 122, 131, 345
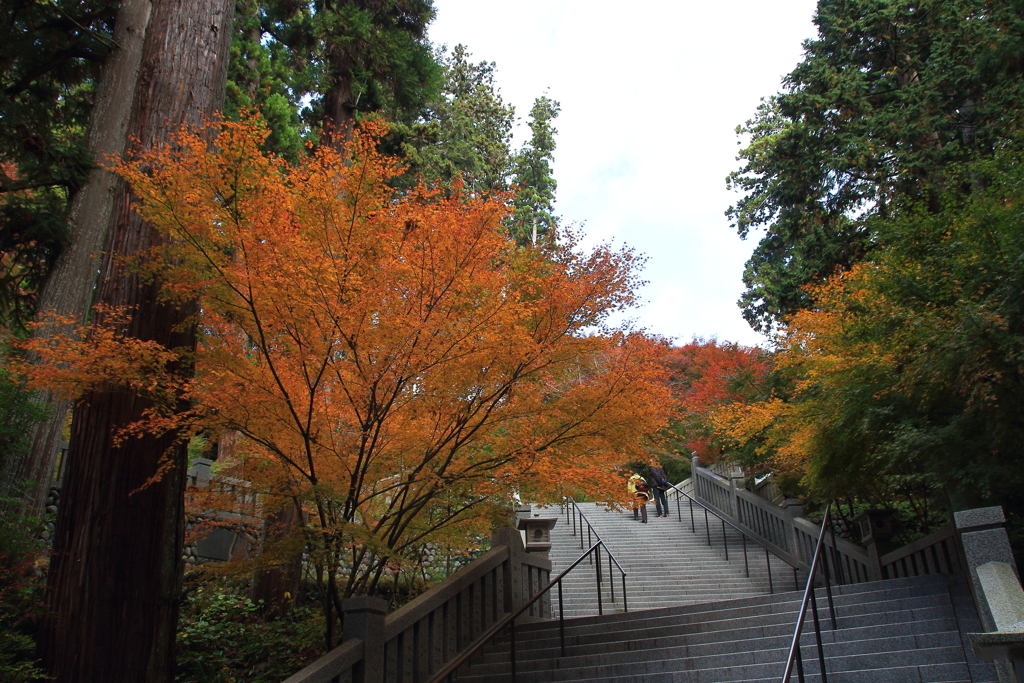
627, 472, 650, 523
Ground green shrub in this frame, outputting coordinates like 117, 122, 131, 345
0, 519, 48, 683
175, 586, 323, 683
0, 369, 50, 489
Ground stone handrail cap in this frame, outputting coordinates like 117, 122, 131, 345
955, 506, 1005, 530
516, 517, 559, 530
342, 596, 388, 615
977, 561, 1024, 632
969, 631, 1024, 662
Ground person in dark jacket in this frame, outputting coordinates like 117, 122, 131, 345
647, 463, 670, 517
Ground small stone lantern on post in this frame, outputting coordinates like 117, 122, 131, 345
517, 514, 558, 556
853, 508, 899, 580
516, 513, 558, 619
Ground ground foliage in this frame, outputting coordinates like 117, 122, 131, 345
0, 502, 48, 683
175, 581, 323, 683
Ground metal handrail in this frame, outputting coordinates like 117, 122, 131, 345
428, 540, 626, 683
666, 481, 803, 593
566, 498, 628, 576
563, 498, 628, 614
782, 502, 839, 683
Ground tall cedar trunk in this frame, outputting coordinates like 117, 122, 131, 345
0, 0, 153, 515
39, 0, 233, 680
322, 52, 356, 150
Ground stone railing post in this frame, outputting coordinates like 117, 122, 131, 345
492, 525, 527, 614
726, 474, 737, 518
780, 498, 804, 562
691, 455, 703, 505
956, 507, 1022, 683
343, 596, 387, 683
956, 507, 1019, 631
861, 538, 884, 582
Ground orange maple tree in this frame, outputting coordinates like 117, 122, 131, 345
660, 340, 772, 468
20, 116, 672, 637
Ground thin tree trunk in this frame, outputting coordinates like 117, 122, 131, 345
39, 0, 233, 680
0, 0, 153, 516
252, 499, 304, 618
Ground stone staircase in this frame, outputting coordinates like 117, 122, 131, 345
543, 502, 800, 619
467, 503, 999, 683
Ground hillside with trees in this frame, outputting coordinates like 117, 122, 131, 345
708, 0, 1024, 552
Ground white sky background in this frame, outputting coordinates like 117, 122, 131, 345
427, 0, 820, 347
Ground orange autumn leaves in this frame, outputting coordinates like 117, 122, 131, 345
660, 340, 773, 470
699, 264, 910, 489
19, 116, 671, 582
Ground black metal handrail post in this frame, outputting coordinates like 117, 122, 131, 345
665, 482, 805, 596
829, 518, 845, 586
509, 619, 516, 682
781, 503, 837, 683
432, 539, 626, 683
820, 536, 838, 631
809, 575, 827, 680
557, 579, 565, 656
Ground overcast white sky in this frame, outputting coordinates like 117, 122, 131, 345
428, 0, 820, 347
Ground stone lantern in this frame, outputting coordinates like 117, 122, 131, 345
854, 509, 898, 544
853, 508, 900, 557
517, 515, 559, 556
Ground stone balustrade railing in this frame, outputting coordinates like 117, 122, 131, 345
958, 507, 1024, 683
283, 526, 550, 683
690, 456, 961, 585
879, 524, 963, 579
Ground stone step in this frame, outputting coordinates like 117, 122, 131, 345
458, 645, 974, 683
485, 501, 997, 683
496, 602, 956, 659
525, 621, 957, 665
523, 577, 954, 639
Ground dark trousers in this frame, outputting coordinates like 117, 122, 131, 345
633, 498, 648, 522
651, 487, 668, 516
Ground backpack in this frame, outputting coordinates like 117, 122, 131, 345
634, 478, 649, 493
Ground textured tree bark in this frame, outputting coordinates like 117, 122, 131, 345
322, 49, 357, 150
252, 500, 305, 618
38, 0, 233, 680
0, 0, 153, 516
